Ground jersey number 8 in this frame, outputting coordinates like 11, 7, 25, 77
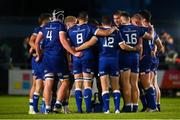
76, 33, 83, 44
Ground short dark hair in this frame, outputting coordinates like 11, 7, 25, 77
113, 10, 122, 16
120, 11, 130, 19
101, 16, 112, 25
38, 13, 50, 25
78, 11, 88, 20
138, 10, 152, 22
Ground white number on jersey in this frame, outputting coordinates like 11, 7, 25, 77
76, 33, 83, 44
46, 30, 52, 41
125, 33, 137, 44
103, 37, 114, 48
148, 40, 154, 45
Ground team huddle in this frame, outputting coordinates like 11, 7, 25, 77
28, 9, 164, 114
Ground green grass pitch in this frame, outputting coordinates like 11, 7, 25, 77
0, 96, 180, 119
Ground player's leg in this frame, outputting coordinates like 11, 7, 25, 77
121, 70, 132, 112
54, 75, 70, 113
43, 73, 54, 113
40, 81, 46, 113
130, 72, 139, 112
109, 58, 120, 113
29, 75, 36, 114
74, 73, 83, 113
98, 58, 110, 113
51, 76, 59, 111
100, 75, 110, 113
73, 61, 83, 113
153, 71, 161, 111
82, 60, 94, 113
138, 81, 147, 112
139, 57, 157, 112
130, 57, 140, 112
62, 74, 74, 113
110, 76, 120, 113
140, 72, 156, 111
83, 72, 93, 113
33, 78, 43, 113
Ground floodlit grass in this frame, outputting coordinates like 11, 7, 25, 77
0, 96, 180, 119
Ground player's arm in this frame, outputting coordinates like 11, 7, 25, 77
155, 38, 165, 53
139, 38, 144, 60
119, 41, 136, 51
95, 26, 118, 36
29, 34, 37, 49
75, 36, 98, 51
151, 44, 157, 57
59, 31, 82, 57
35, 32, 43, 61
142, 24, 154, 40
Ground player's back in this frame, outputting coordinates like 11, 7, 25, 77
98, 26, 121, 58
120, 24, 143, 48
68, 23, 97, 60
41, 21, 66, 57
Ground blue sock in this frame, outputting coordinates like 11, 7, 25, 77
113, 90, 120, 111
132, 104, 138, 112
40, 98, 46, 113
51, 96, 56, 110
33, 93, 39, 113
75, 89, 83, 113
84, 88, 92, 113
140, 94, 147, 109
157, 103, 160, 111
122, 104, 132, 112
145, 87, 156, 109
102, 91, 110, 112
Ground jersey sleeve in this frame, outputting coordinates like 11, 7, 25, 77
32, 27, 40, 36
138, 27, 146, 37
59, 23, 67, 33
88, 24, 99, 35
154, 31, 159, 41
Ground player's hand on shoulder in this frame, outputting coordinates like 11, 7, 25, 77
112, 26, 119, 31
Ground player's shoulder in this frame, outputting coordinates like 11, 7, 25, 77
140, 26, 148, 31
68, 24, 78, 32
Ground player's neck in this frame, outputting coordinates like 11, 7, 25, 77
121, 22, 131, 25
78, 20, 87, 25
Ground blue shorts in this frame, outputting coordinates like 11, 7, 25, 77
151, 56, 159, 72
31, 57, 44, 80
99, 57, 119, 76
119, 52, 139, 73
43, 55, 69, 80
72, 59, 94, 74
139, 55, 152, 74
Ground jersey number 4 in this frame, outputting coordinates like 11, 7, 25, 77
46, 30, 52, 41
